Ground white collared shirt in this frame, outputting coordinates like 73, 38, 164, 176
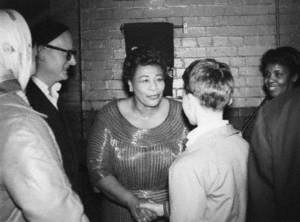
31, 76, 61, 109
186, 120, 228, 149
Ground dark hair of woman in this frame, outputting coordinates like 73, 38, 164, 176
260, 46, 300, 86
122, 46, 168, 94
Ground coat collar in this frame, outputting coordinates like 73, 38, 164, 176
0, 79, 47, 118
0, 79, 21, 94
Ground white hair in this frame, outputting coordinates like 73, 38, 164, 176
0, 9, 32, 89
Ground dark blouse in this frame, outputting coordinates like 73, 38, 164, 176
242, 98, 267, 143
87, 98, 188, 222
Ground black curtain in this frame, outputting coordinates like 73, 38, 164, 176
121, 22, 174, 96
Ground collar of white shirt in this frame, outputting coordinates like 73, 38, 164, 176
31, 76, 61, 110
186, 120, 229, 150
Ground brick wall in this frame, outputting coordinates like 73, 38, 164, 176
47, 0, 300, 137
279, 0, 300, 47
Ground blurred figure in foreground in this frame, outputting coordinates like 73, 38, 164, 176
0, 9, 88, 222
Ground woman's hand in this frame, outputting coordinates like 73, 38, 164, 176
125, 195, 157, 222
137, 207, 158, 222
93, 175, 159, 221
139, 201, 164, 217
125, 194, 141, 221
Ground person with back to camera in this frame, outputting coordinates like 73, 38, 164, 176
141, 59, 249, 221
0, 9, 88, 222
242, 46, 300, 142
25, 19, 81, 195
170, 59, 249, 222
87, 46, 189, 222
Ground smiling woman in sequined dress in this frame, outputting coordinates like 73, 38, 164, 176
87, 46, 189, 222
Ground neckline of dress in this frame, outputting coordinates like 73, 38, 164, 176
114, 98, 175, 132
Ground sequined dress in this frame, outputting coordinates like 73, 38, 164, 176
87, 98, 188, 222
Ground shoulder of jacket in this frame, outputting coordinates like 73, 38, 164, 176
0, 102, 45, 125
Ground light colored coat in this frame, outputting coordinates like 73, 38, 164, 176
0, 89, 88, 222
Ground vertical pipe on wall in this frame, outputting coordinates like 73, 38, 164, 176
275, 0, 280, 47
77, 0, 84, 140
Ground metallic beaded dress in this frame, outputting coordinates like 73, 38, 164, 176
87, 98, 188, 222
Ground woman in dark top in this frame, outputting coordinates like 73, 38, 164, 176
242, 46, 300, 142
245, 46, 300, 221
248, 87, 300, 221
87, 47, 188, 222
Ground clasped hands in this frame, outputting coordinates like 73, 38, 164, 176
128, 197, 164, 222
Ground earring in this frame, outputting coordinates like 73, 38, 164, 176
129, 84, 133, 92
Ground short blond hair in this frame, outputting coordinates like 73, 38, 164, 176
182, 59, 234, 110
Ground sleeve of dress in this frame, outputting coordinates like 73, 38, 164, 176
247, 107, 276, 221
169, 159, 207, 222
3, 117, 89, 222
87, 111, 113, 187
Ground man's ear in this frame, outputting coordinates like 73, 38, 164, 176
228, 97, 233, 106
128, 80, 133, 92
292, 73, 298, 83
36, 45, 45, 61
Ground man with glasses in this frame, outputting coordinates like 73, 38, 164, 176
26, 19, 80, 197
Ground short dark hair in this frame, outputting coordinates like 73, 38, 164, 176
182, 59, 234, 110
122, 46, 167, 92
31, 19, 69, 46
260, 46, 300, 85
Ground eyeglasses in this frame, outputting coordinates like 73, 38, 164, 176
44, 44, 76, 61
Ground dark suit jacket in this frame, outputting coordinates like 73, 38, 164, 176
248, 87, 300, 222
26, 79, 80, 194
